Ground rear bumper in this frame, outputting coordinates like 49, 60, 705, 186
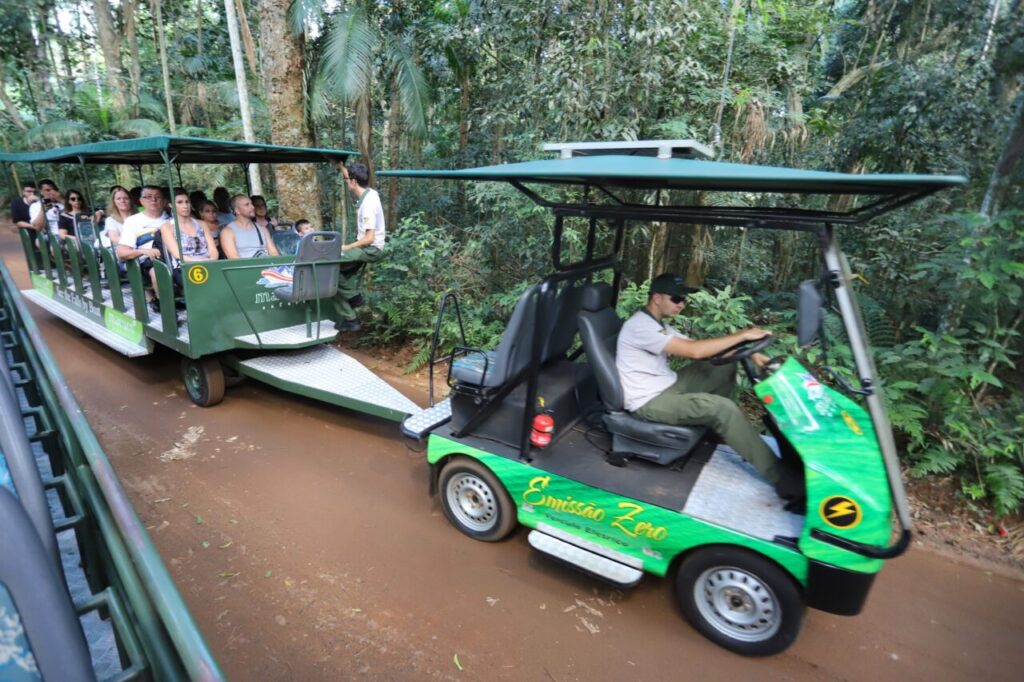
804, 559, 877, 616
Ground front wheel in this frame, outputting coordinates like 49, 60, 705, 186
438, 457, 517, 542
181, 356, 225, 407
675, 546, 804, 656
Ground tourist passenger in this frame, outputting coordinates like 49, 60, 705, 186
57, 190, 87, 241
251, 195, 277, 232
95, 186, 132, 249
294, 219, 314, 237
330, 162, 385, 332
189, 190, 207, 218
615, 273, 804, 505
29, 179, 64, 235
10, 181, 37, 229
220, 195, 279, 259
213, 187, 234, 226
159, 190, 218, 289
117, 185, 171, 306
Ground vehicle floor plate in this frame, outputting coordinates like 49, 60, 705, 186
234, 321, 337, 347
237, 344, 421, 418
402, 397, 452, 438
682, 444, 804, 541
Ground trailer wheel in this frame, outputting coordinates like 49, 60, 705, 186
676, 546, 804, 656
181, 357, 225, 407
439, 458, 517, 542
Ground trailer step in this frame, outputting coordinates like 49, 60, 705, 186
21, 289, 153, 357
234, 321, 338, 349
401, 398, 452, 439
231, 344, 421, 422
527, 523, 643, 587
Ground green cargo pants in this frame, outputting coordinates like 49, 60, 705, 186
329, 245, 383, 323
633, 361, 780, 484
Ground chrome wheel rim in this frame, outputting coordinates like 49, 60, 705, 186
445, 472, 498, 532
693, 566, 781, 642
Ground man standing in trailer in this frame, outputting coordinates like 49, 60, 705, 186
331, 162, 386, 333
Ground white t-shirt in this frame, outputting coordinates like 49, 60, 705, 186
119, 211, 170, 256
355, 187, 386, 249
100, 215, 123, 249
29, 201, 63, 235
616, 311, 689, 412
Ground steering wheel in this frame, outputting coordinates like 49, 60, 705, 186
709, 334, 774, 366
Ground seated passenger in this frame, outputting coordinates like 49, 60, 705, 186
251, 195, 278, 232
10, 181, 36, 230
95, 185, 132, 249
294, 219, 314, 237
213, 186, 235, 226
219, 195, 280, 259
29, 179, 64, 236
159, 189, 219, 289
330, 162, 386, 332
189, 190, 208, 217
117, 186, 171, 304
197, 200, 222, 244
616, 273, 797, 501
57, 190, 86, 243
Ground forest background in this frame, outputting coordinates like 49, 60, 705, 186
0, 0, 1022, 516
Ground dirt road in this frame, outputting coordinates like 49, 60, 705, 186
2, 228, 1022, 681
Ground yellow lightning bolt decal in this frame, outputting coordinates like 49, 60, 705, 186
826, 500, 856, 519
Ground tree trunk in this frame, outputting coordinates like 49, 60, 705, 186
255, 0, 320, 223
150, 0, 176, 132
124, 0, 141, 116
223, 0, 262, 194
356, 91, 375, 184
93, 0, 128, 110
32, 4, 56, 110
386, 90, 401, 229
0, 73, 28, 130
234, 0, 259, 80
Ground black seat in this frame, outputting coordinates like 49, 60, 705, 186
577, 282, 705, 466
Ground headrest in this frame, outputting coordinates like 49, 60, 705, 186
580, 282, 613, 312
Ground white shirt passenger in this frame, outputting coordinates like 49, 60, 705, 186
29, 201, 63, 235
118, 211, 170, 254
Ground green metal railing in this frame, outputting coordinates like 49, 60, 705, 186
0, 255, 224, 681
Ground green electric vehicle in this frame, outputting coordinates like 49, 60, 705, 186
1, 136, 422, 422
385, 140, 966, 656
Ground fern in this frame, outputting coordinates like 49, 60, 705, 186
984, 462, 1024, 517
909, 447, 960, 477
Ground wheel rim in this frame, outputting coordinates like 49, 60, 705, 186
445, 472, 499, 532
184, 363, 204, 399
693, 566, 781, 642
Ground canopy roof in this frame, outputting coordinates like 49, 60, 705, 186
379, 155, 966, 196
0, 135, 357, 165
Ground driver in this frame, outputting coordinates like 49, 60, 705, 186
617, 273, 791, 497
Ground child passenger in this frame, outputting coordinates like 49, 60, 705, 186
295, 219, 314, 237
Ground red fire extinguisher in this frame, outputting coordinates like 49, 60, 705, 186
530, 414, 555, 448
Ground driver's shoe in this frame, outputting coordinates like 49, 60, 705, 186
774, 466, 806, 515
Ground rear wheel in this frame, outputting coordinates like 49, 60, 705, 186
675, 546, 804, 656
181, 356, 225, 407
438, 458, 517, 542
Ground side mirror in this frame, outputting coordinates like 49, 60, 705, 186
797, 279, 823, 347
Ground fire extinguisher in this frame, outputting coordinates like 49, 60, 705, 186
530, 414, 555, 448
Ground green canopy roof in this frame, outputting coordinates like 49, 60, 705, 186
379, 155, 967, 195
0, 135, 357, 165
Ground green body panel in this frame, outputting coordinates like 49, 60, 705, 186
427, 437, 809, 584
754, 358, 891, 573
18, 230, 336, 360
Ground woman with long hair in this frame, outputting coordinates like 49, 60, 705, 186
251, 195, 278, 231
159, 189, 219, 292
95, 185, 132, 249
57, 189, 85, 242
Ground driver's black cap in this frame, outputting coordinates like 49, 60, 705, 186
649, 273, 698, 297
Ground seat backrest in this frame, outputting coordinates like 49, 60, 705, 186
577, 282, 625, 411
273, 232, 341, 304
483, 284, 546, 386
540, 279, 584, 361
272, 230, 300, 256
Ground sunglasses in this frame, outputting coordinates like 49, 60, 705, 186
69, 196, 83, 202
669, 295, 687, 304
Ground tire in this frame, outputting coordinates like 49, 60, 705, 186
181, 356, 226, 407
438, 457, 517, 542
675, 546, 804, 656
